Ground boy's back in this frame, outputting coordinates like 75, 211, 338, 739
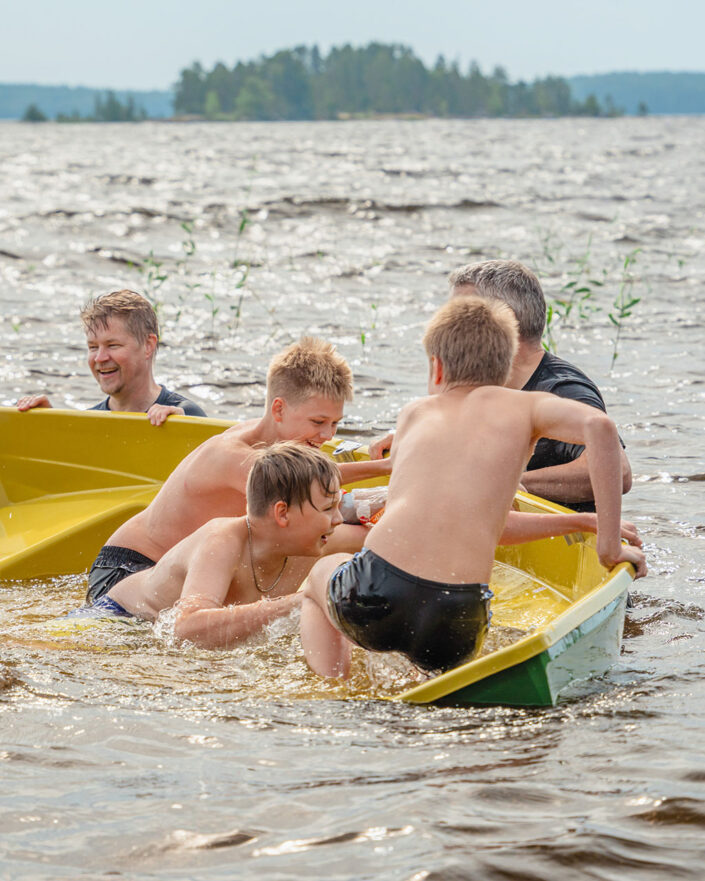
365, 385, 532, 583
300, 296, 646, 679
107, 420, 259, 562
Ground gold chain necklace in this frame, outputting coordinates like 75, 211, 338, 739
246, 516, 288, 594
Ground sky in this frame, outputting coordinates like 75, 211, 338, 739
2, 0, 704, 91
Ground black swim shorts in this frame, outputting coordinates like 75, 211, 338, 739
86, 545, 156, 603
327, 548, 492, 673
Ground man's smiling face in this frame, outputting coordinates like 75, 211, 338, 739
85, 316, 155, 398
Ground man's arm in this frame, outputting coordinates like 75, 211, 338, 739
17, 394, 52, 411
368, 432, 395, 460
523, 371, 632, 505
520, 447, 632, 504
147, 402, 186, 426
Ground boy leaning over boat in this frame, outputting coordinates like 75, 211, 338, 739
370, 260, 632, 514
16, 290, 206, 424
300, 296, 648, 679
84, 337, 390, 604
71, 444, 343, 649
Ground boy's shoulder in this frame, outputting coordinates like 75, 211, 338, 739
196, 515, 247, 548
202, 421, 261, 463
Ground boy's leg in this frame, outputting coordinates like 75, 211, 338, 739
300, 553, 354, 678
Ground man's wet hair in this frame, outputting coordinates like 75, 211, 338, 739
246, 441, 341, 518
80, 290, 159, 347
449, 260, 546, 343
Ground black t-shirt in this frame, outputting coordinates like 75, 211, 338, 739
523, 352, 606, 473
523, 352, 623, 512
89, 385, 207, 416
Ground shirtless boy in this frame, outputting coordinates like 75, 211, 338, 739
17, 289, 206, 424
300, 297, 647, 679
81, 444, 343, 649
86, 337, 389, 603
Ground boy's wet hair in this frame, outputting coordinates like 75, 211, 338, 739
423, 296, 518, 387
80, 290, 159, 347
266, 337, 353, 406
449, 260, 546, 343
246, 441, 341, 518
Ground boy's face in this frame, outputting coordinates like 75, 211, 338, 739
274, 394, 344, 448
86, 316, 155, 397
287, 480, 343, 556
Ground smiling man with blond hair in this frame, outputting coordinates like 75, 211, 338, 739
17, 289, 206, 425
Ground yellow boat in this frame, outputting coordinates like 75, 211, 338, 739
0, 407, 634, 706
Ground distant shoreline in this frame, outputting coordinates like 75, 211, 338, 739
4, 67, 705, 120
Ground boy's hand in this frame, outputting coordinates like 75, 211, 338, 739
619, 520, 642, 547
599, 544, 648, 579
17, 394, 52, 411
147, 403, 185, 426
369, 432, 394, 459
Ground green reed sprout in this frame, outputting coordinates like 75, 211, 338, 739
608, 249, 642, 371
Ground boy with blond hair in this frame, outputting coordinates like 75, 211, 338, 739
75, 444, 343, 647
300, 297, 647, 679
86, 337, 389, 603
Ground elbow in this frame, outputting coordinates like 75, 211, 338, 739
622, 466, 633, 495
620, 450, 633, 495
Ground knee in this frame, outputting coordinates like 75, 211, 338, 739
303, 554, 350, 601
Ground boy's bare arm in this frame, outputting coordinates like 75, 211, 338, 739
173, 527, 300, 648
337, 458, 392, 484
531, 394, 646, 575
175, 592, 301, 649
499, 511, 642, 546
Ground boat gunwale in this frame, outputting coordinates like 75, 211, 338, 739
397, 563, 634, 704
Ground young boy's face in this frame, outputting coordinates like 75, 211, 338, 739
85, 316, 155, 398
275, 394, 344, 448
287, 479, 343, 556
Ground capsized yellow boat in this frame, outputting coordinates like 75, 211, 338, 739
0, 407, 634, 706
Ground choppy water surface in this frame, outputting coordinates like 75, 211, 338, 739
1, 118, 704, 879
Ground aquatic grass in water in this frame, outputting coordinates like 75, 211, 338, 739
608, 248, 642, 371
534, 230, 643, 366
129, 209, 259, 347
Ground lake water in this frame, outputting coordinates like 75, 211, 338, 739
1, 118, 704, 880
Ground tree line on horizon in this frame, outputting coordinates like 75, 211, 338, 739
23, 91, 147, 123
173, 43, 614, 120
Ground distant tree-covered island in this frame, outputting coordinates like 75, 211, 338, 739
21, 90, 147, 123
56, 91, 147, 122
173, 43, 614, 120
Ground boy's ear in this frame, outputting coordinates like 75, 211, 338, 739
271, 397, 285, 423
272, 500, 289, 526
430, 355, 444, 387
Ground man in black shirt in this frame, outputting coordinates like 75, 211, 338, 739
17, 290, 206, 424
448, 260, 631, 511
